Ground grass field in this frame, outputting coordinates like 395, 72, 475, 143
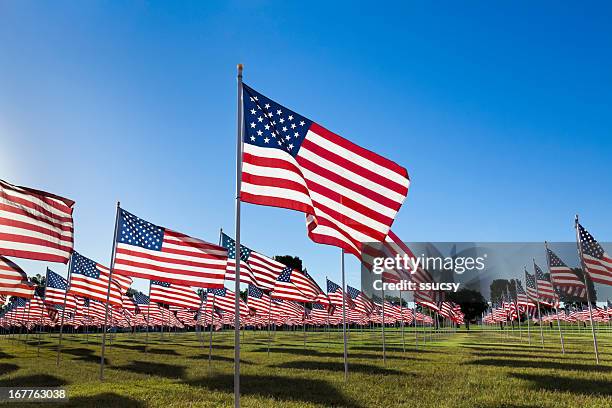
0, 326, 611, 407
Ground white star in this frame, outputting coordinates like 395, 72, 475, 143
285, 135, 290, 141
264, 103, 270, 109
250, 122, 256, 128
282, 126, 288, 132
264, 137, 270, 143
288, 143, 294, 149
291, 123, 296, 129
299, 121, 305, 126
250, 136, 256, 141
264, 124, 270, 130
276, 109, 282, 116
279, 118, 285, 124
250, 109, 256, 115
256, 130, 263, 136
288, 115, 294, 120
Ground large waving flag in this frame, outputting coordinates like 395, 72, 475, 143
0, 179, 75, 263
347, 285, 373, 316
220, 232, 282, 290
534, 262, 556, 299
0, 255, 35, 298
68, 252, 123, 307
240, 85, 410, 258
149, 280, 202, 310
577, 222, 612, 286
113, 208, 227, 288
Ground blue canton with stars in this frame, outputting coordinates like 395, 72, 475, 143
220, 232, 251, 261
579, 224, 607, 260
276, 267, 294, 282
248, 284, 263, 299
326, 278, 341, 294
346, 285, 361, 300
547, 248, 569, 268
242, 84, 313, 157
151, 280, 171, 288
208, 288, 227, 297
133, 292, 149, 305
117, 209, 164, 251
70, 251, 100, 278
525, 271, 537, 289
46, 269, 67, 290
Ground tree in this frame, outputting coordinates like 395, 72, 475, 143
273, 255, 304, 272
29, 273, 46, 287
447, 288, 487, 329
489, 279, 510, 303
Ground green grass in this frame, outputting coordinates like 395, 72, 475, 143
0, 326, 611, 407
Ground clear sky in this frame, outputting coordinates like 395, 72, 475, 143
1, 1, 611, 296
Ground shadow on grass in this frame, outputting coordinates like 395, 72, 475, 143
510, 372, 612, 396
185, 374, 363, 407
145, 348, 181, 356
112, 344, 147, 352
272, 360, 408, 376
0, 351, 14, 359
463, 345, 609, 356
188, 354, 254, 365
0, 363, 19, 376
252, 346, 421, 361
0, 374, 68, 387
116, 361, 186, 379
65, 392, 145, 407
468, 358, 611, 373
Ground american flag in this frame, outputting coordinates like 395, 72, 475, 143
220, 232, 282, 290
514, 281, 530, 308
525, 271, 540, 301
247, 284, 271, 314
271, 298, 303, 319
149, 280, 202, 310
326, 278, 354, 309
347, 285, 374, 316
0, 179, 75, 264
68, 252, 123, 307
0, 255, 35, 298
113, 208, 228, 288
577, 223, 612, 286
271, 267, 319, 302
240, 85, 410, 258
207, 288, 249, 317
44, 269, 77, 309
533, 262, 556, 298
546, 246, 586, 297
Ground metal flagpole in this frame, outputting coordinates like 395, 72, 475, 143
233, 62, 244, 408
545, 241, 565, 354
303, 303, 306, 348
145, 280, 152, 354
414, 306, 418, 349
208, 294, 216, 367
99, 201, 121, 381
56, 257, 73, 366
399, 290, 405, 353
340, 250, 349, 381
513, 280, 522, 340
526, 301, 531, 345
381, 283, 386, 365
575, 215, 600, 364
267, 293, 272, 356
529, 263, 544, 348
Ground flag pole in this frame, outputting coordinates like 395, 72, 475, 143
575, 215, 600, 364
208, 294, 216, 368
233, 62, 244, 408
545, 241, 565, 354
512, 280, 522, 340
381, 282, 386, 365
267, 293, 272, 356
529, 262, 544, 348
340, 249, 348, 381
99, 201, 121, 381
145, 280, 152, 354
399, 289, 405, 353
56, 256, 73, 366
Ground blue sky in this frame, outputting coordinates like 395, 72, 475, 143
1, 1, 611, 296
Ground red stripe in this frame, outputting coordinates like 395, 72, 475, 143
299, 136, 408, 197
112, 268, 224, 288
116, 247, 226, 271
0, 232, 72, 252
0, 194, 73, 226
242, 172, 312, 198
243, 152, 304, 177
309, 123, 409, 181
0, 247, 69, 264
240, 191, 313, 214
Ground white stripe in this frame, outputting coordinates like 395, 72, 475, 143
0, 223, 73, 245
116, 244, 227, 268
114, 263, 224, 285
241, 182, 313, 207
0, 240, 70, 258
242, 161, 310, 191
0, 184, 73, 220
303, 129, 409, 192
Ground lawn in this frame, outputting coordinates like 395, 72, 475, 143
0, 326, 611, 407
